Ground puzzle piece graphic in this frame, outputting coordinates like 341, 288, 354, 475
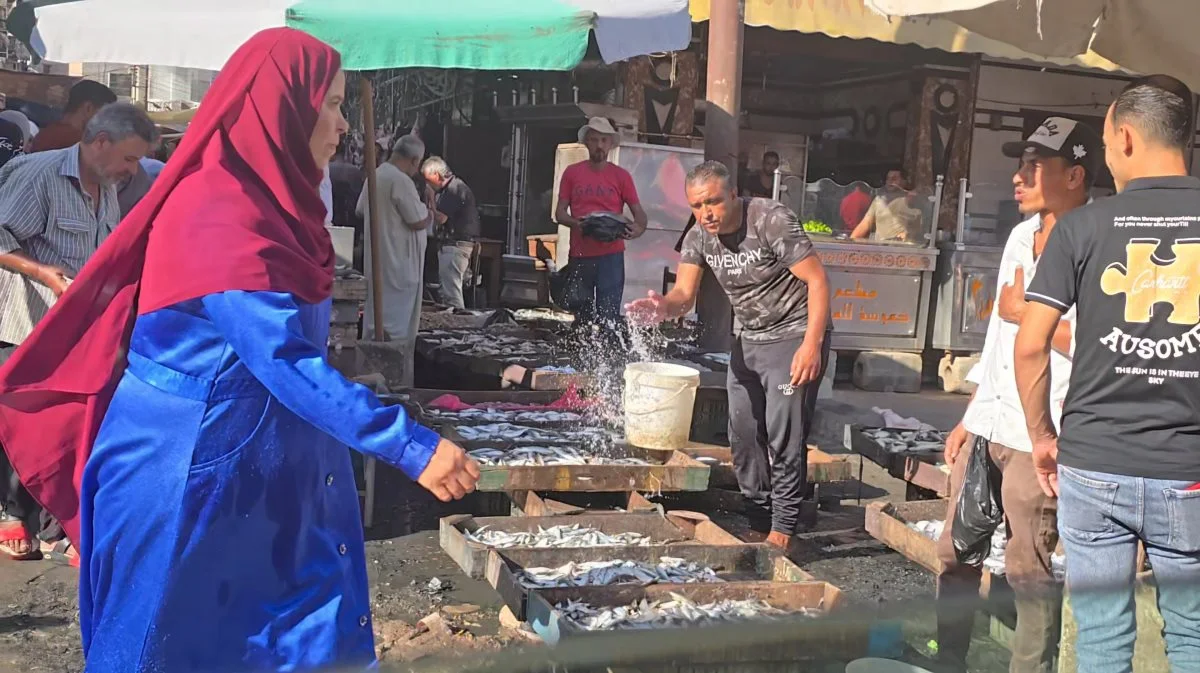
1100, 239, 1200, 325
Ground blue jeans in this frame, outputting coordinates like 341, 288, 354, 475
563, 252, 624, 328
1057, 465, 1200, 673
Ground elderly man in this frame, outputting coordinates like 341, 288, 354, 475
0, 102, 155, 564
32, 80, 117, 153
357, 135, 432, 384
422, 156, 479, 309
628, 161, 831, 550
554, 117, 648, 331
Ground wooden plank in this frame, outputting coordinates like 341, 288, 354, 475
474, 447, 710, 493
487, 543, 815, 621
332, 278, 367, 302
439, 512, 743, 579
680, 443, 852, 487
525, 581, 851, 647
846, 424, 948, 496
507, 490, 585, 517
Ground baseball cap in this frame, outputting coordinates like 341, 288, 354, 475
578, 116, 620, 145
1002, 116, 1102, 178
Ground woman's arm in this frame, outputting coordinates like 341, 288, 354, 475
201, 290, 437, 479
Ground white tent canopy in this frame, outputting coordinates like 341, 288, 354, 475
865, 0, 1200, 91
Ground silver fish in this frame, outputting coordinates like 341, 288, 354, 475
863, 428, 948, 455
467, 446, 651, 467
426, 408, 583, 424
516, 556, 724, 589
454, 423, 609, 444
464, 524, 653, 549
557, 592, 810, 631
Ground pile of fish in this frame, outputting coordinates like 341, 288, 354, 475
557, 593, 806, 631
453, 423, 609, 444
861, 428, 947, 455
514, 308, 575, 324
465, 524, 654, 549
467, 446, 652, 467
906, 519, 1065, 579
425, 408, 583, 424
700, 352, 731, 367
515, 557, 723, 589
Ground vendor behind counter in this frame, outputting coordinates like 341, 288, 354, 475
849, 168, 924, 243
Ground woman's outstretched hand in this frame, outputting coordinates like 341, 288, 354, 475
417, 438, 480, 502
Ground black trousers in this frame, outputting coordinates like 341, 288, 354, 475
0, 343, 63, 543
726, 333, 829, 535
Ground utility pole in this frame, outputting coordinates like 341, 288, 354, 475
696, 0, 744, 351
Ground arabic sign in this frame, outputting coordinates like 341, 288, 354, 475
828, 271, 922, 337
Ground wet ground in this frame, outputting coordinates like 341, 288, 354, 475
0, 386, 1017, 673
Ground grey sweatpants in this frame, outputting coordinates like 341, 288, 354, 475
727, 333, 829, 535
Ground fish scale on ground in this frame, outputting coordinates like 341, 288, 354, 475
516, 557, 724, 589
557, 593, 811, 631
464, 524, 654, 549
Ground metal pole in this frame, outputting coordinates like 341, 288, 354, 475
361, 77, 386, 342
703, 0, 744, 186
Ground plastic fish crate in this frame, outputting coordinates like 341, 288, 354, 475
486, 543, 815, 622
690, 386, 729, 445
439, 511, 743, 579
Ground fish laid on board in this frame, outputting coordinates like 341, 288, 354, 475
862, 428, 947, 454
467, 446, 651, 467
465, 524, 654, 549
516, 556, 723, 589
454, 423, 610, 444
557, 592, 810, 631
426, 408, 584, 424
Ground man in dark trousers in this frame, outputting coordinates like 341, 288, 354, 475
1016, 74, 1200, 673
627, 160, 831, 550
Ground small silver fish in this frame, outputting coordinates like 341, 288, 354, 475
558, 593, 809, 631
464, 524, 654, 549
467, 446, 652, 467
516, 556, 723, 589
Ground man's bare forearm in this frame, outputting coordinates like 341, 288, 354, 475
0, 250, 45, 281
1015, 323, 1057, 441
803, 273, 830, 345
1051, 320, 1073, 357
659, 287, 697, 319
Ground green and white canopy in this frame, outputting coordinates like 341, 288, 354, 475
11, 0, 692, 71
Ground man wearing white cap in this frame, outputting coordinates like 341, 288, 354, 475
554, 117, 648, 331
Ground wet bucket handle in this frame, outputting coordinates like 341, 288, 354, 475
625, 375, 696, 416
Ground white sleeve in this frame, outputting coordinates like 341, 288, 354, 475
319, 166, 333, 224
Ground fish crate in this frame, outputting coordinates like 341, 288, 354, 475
844, 424, 951, 497
690, 385, 729, 445
440, 511, 743, 579
681, 443, 853, 490
486, 543, 815, 622
470, 445, 710, 493
524, 581, 853, 651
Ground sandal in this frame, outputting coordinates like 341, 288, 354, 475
40, 539, 79, 568
0, 514, 39, 560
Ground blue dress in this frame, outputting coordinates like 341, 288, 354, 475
79, 290, 440, 672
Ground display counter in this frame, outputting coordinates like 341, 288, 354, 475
777, 176, 945, 352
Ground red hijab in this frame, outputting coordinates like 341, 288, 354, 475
0, 28, 340, 544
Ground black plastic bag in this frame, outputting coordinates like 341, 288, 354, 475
951, 435, 1005, 566
549, 262, 574, 310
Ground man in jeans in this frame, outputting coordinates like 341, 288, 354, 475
1016, 75, 1200, 673
422, 156, 478, 308
937, 117, 1098, 673
554, 117, 648, 331
627, 161, 831, 550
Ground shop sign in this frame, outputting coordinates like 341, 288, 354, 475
828, 271, 921, 337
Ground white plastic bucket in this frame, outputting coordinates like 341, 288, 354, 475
623, 362, 701, 450
845, 659, 934, 673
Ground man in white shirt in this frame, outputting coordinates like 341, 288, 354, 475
935, 117, 1100, 673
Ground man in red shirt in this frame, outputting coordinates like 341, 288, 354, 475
32, 80, 117, 153
555, 117, 648, 331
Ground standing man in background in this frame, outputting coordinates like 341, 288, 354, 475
358, 135, 432, 385
422, 156, 479, 309
742, 151, 780, 198
627, 161, 831, 551
554, 117, 648, 332
0, 103, 155, 564
32, 80, 117, 152
936, 117, 1098, 673
1016, 75, 1200, 673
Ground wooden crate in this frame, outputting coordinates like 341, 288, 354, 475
486, 543, 814, 621
845, 424, 951, 497
332, 277, 367, 302
471, 445, 710, 493
681, 443, 853, 489
439, 511, 742, 579
525, 581, 846, 645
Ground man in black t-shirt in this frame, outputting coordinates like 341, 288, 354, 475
627, 161, 832, 550
1015, 75, 1200, 672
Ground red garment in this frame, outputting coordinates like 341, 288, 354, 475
427, 385, 591, 412
558, 161, 639, 258
30, 121, 81, 152
0, 28, 340, 544
839, 188, 872, 229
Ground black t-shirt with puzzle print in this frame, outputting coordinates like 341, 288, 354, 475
1027, 176, 1200, 480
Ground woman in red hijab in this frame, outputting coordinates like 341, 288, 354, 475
0, 29, 478, 671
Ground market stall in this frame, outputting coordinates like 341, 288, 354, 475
775, 175, 945, 352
